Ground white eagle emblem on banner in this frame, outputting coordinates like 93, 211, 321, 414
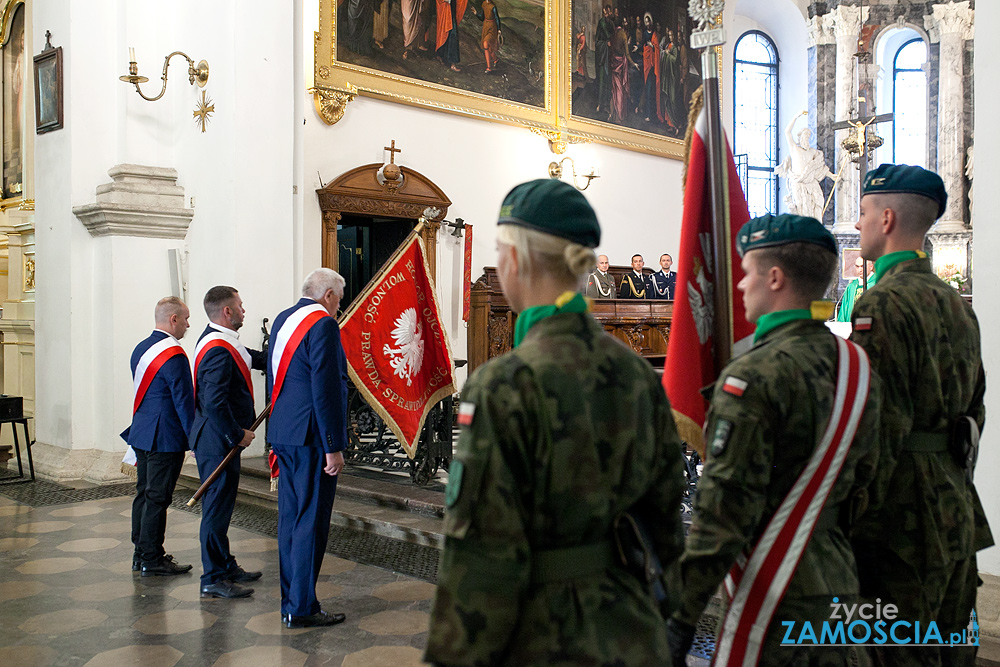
383, 308, 425, 386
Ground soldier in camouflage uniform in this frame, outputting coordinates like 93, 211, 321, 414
850, 164, 991, 667
425, 179, 687, 667
667, 214, 882, 667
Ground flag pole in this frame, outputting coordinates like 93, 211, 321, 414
700, 46, 733, 370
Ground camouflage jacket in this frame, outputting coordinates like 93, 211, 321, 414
425, 312, 686, 667
850, 256, 992, 567
675, 319, 882, 628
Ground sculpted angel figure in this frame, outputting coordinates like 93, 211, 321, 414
776, 111, 835, 220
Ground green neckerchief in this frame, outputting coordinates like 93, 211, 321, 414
753, 301, 834, 343
513, 291, 590, 347
874, 250, 927, 283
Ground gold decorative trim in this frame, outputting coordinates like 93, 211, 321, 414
17, 198, 33, 211
22, 254, 34, 292
312, 86, 356, 125
0, 0, 23, 48
0, 196, 22, 211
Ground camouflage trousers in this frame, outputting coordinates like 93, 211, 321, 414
856, 549, 978, 667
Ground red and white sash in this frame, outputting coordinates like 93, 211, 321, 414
194, 331, 253, 401
124, 334, 188, 467
133, 335, 187, 414
713, 336, 870, 667
270, 303, 329, 409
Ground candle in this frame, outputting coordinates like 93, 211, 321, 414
129, 46, 135, 62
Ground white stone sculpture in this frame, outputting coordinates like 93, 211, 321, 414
966, 143, 974, 224
776, 111, 836, 221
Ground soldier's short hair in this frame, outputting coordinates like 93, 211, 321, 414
204, 286, 238, 319
302, 268, 346, 300
868, 193, 939, 237
754, 242, 837, 302
154, 296, 187, 324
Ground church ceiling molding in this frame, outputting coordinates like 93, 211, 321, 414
72, 165, 194, 240
311, 0, 714, 158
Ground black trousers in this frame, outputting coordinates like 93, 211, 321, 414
131, 449, 185, 563
197, 449, 241, 585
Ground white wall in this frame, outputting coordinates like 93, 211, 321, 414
971, 1, 1000, 575
33, 0, 297, 467
299, 95, 685, 384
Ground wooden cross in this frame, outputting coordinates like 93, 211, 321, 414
384, 140, 401, 164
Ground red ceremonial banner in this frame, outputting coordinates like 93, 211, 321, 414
462, 224, 473, 322
340, 233, 456, 458
662, 103, 754, 457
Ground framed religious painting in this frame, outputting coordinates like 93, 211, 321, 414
0, 0, 24, 202
313, 0, 557, 128
563, 0, 703, 158
33, 39, 63, 135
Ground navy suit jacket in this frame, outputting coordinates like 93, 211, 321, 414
618, 271, 652, 299
266, 298, 348, 454
650, 270, 676, 300
189, 325, 266, 458
124, 330, 194, 453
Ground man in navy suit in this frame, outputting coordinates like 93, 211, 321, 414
267, 268, 349, 628
191, 286, 267, 598
650, 253, 676, 300
127, 297, 195, 577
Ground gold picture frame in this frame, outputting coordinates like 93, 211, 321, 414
313, 0, 557, 131
313, 0, 710, 159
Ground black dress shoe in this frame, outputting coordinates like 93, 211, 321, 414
282, 609, 346, 628
200, 580, 253, 598
226, 566, 262, 583
141, 555, 193, 577
133, 552, 174, 572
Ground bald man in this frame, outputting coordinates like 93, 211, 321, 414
585, 254, 617, 298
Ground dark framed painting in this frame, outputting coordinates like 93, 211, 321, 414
33, 44, 62, 134
314, 0, 557, 129
1, 0, 24, 199
564, 0, 702, 157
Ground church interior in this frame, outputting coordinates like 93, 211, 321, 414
1, 0, 1000, 663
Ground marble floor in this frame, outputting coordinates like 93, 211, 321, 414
0, 492, 433, 666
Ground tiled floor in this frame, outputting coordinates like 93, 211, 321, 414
0, 493, 432, 666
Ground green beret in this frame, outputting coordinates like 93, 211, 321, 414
862, 164, 947, 218
737, 213, 837, 257
497, 179, 601, 248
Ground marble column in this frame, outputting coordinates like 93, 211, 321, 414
807, 13, 837, 228
832, 5, 867, 234
926, 1, 974, 233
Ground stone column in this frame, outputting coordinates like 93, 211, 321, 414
807, 12, 837, 228
832, 5, 866, 233
0, 208, 36, 423
926, 2, 974, 233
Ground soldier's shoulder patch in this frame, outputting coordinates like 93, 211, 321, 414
445, 460, 464, 507
853, 316, 873, 332
457, 401, 476, 426
721, 376, 748, 397
710, 419, 733, 457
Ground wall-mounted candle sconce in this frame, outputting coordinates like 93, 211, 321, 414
119, 48, 209, 102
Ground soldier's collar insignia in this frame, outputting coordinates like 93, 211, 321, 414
710, 419, 733, 457
810, 300, 835, 320
722, 376, 748, 397
854, 316, 873, 332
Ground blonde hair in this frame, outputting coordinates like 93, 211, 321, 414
497, 224, 597, 286
154, 296, 187, 325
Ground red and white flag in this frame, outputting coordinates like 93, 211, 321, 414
662, 101, 754, 456
340, 233, 456, 458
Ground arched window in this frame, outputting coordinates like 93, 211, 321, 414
734, 31, 778, 217
874, 29, 927, 167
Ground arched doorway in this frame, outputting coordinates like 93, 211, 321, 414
316, 164, 451, 308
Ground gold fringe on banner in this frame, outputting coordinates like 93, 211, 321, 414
270, 477, 278, 492
673, 409, 706, 460
682, 85, 705, 188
